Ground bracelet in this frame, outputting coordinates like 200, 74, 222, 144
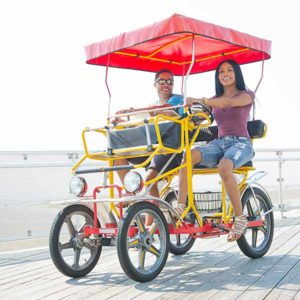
203, 98, 208, 105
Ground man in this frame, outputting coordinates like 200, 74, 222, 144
114, 69, 183, 224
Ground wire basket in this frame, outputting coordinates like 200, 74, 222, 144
194, 191, 222, 213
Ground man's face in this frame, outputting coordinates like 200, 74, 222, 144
154, 72, 174, 100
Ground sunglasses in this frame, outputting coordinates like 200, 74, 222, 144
155, 78, 174, 85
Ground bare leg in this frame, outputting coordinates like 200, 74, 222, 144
218, 158, 243, 216
178, 149, 202, 206
144, 168, 159, 226
113, 158, 129, 185
218, 158, 247, 242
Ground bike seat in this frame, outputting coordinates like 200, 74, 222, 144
194, 160, 253, 169
194, 119, 266, 142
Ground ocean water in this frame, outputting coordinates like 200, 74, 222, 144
0, 152, 299, 240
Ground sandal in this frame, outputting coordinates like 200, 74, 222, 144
227, 215, 248, 242
175, 203, 186, 215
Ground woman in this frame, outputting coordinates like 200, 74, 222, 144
177, 59, 255, 242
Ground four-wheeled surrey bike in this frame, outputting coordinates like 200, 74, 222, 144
49, 14, 274, 282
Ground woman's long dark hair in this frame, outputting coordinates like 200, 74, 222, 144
215, 59, 246, 96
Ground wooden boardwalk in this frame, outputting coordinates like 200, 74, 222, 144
1, 210, 300, 300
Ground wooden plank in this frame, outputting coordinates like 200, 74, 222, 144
90, 245, 238, 299
86, 217, 298, 300
89, 215, 297, 300
44, 237, 229, 299
265, 258, 300, 299
237, 241, 300, 299
0, 209, 299, 300
46, 229, 229, 299
135, 215, 300, 300
1, 249, 120, 299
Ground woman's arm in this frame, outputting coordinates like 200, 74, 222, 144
187, 91, 252, 109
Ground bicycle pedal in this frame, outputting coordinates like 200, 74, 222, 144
211, 223, 230, 232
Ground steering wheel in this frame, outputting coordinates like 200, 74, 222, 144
189, 103, 214, 124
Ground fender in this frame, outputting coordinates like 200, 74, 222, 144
240, 170, 272, 205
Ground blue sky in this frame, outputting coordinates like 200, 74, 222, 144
1, 0, 299, 150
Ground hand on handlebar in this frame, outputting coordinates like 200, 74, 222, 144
115, 107, 134, 115
186, 97, 208, 107
187, 97, 214, 124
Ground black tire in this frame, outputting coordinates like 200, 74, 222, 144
164, 192, 196, 255
49, 204, 102, 278
117, 202, 170, 282
237, 187, 274, 258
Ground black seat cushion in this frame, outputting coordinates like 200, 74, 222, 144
110, 122, 181, 150
247, 119, 266, 138
194, 119, 266, 142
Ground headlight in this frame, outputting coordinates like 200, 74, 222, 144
69, 176, 88, 196
124, 171, 143, 193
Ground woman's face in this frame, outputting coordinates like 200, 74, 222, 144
218, 62, 236, 87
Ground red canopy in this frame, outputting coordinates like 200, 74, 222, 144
85, 14, 271, 75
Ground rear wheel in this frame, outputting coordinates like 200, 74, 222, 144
117, 202, 170, 282
49, 204, 102, 278
165, 192, 196, 255
237, 187, 274, 258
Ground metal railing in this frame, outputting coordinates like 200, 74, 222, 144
254, 148, 300, 217
0, 148, 299, 244
1, 148, 300, 218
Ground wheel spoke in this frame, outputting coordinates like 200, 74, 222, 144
78, 221, 88, 233
147, 245, 161, 257
84, 242, 93, 250
138, 249, 146, 270
128, 237, 140, 248
246, 200, 255, 217
251, 228, 258, 248
149, 220, 159, 238
73, 248, 82, 269
59, 241, 73, 251
136, 214, 146, 233
176, 235, 181, 246
65, 216, 76, 236
258, 225, 268, 234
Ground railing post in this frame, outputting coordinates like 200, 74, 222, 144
276, 150, 285, 218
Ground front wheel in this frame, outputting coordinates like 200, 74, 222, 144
117, 202, 170, 282
237, 187, 274, 258
49, 204, 102, 278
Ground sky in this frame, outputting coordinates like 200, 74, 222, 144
1, 0, 300, 151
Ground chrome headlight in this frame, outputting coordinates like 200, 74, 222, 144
69, 176, 87, 196
124, 171, 143, 193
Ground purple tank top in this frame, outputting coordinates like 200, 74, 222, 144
212, 90, 254, 139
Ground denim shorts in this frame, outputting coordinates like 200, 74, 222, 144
194, 136, 254, 169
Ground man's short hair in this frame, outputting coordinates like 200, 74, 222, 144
154, 69, 174, 82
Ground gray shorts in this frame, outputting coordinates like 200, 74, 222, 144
148, 153, 183, 173
194, 136, 254, 169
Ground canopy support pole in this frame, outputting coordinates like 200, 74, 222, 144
105, 54, 112, 121
183, 34, 195, 104
252, 57, 265, 120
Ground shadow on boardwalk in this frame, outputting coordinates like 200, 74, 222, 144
0, 210, 300, 299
